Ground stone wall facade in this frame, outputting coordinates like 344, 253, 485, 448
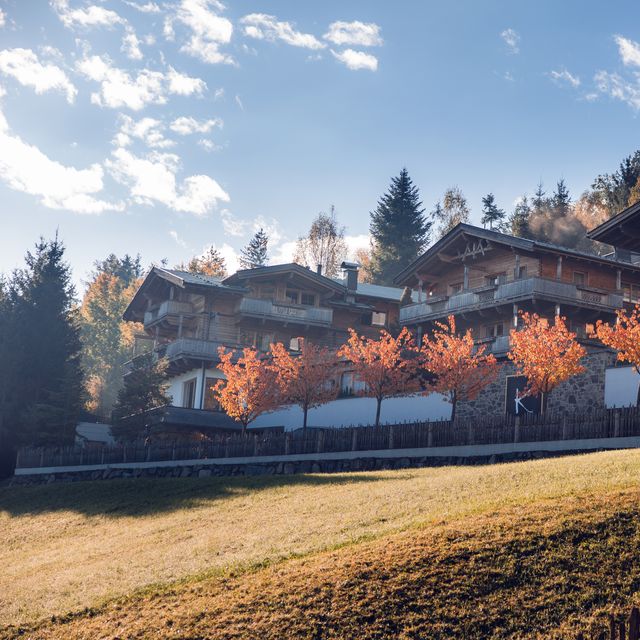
456, 347, 617, 420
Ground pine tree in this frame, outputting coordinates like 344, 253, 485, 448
552, 179, 571, 217
239, 228, 269, 269
294, 207, 347, 278
434, 187, 470, 238
480, 193, 506, 230
531, 182, 547, 216
112, 354, 170, 441
509, 196, 532, 238
369, 168, 431, 285
7, 237, 84, 449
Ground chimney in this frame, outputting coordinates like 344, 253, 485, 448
316, 263, 322, 275
341, 261, 359, 292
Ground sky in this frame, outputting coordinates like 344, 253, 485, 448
1, 1, 640, 293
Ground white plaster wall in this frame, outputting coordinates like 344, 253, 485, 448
166, 368, 225, 409
605, 366, 640, 408
251, 393, 453, 432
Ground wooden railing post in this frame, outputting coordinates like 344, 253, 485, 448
253, 435, 258, 456
514, 416, 520, 443
316, 430, 324, 454
284, 432, 291, 456
388, 425, 394, 449
614, 410, 621, 438
351, 428, 358, 451
562, 415, 568, 440
428, 423, 433, 448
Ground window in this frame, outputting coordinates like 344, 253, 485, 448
450, 282, 463, 295
516, 265, 527, 279
203, 378, 223, 412
285, 289, 299, 304
371, 311, 387, 327
289, 337, 301, 351
485, 272, 507, 286
485, 322, 504, 338
300, 292, 316, 306
622, 282, 640, 303
182, 378, 197, 409
573, 271, 586, 286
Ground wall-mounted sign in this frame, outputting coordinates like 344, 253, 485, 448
505, 375, 542, 416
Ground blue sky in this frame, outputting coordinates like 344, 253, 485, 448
1, 1, 640, 291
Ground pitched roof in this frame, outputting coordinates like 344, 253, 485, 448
587, 200, 640, 250
394, 223, 640, 285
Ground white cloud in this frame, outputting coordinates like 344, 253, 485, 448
323, 21, 382, 47
0, 105, 121, 213
166, 66, 206, 95
213, 87, 224, 100
52, 0, 125, 29
197, 138, 220, 152
169, 115, 222, 135
114, 115, 174, 149
241, 14, 325, 50
169, 229, 188, 247
594, 70, 640, 110
0, 48, 77, 103
271, 240, 296, 264
331, 48, 378, 71
121, 27, 143, 60
503, 71, 515, 82
501, 28, 520, 54
615, 35, 640, 67
220, 209, 247, 236
344, 234, 370, 257
0, 9, 6, 28
106, 147, 229, 215
173, 0, 234, 65
549, 68, 580, 88
235, 94, 244, 110
123, 1, 162, 13
77, 55, 205, 110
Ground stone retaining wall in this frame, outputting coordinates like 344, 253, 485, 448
9, 448, 613, 486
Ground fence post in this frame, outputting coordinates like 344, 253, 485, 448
316, 430, 324, 454
615, 410, 621, 438
145, 445, 151, 462
467, 420, 474, 445
351, 428, 358, 451
562, 415, 568, 440
388, 425, 394, 449
101, 448, 105, 465
253, 435, 258, 456
428, 423, 433, 448
514, 416, 520, 443
172, 444, 176, 461
284, 433, 290, 456
123, 445, 127, 463
629, 606, 639, 640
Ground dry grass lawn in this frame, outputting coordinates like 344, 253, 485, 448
1, 450, 640, 637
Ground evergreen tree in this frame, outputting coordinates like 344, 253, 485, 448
81, 255, 143, 417
480, 193, 506, 230
5, 237, 83, 452
552, 179, 571, 217
112, 354, 170, 441
239, 228, 269, 269
434, 187, 470, 238
294, 207, 347, 278
508, 196, 532, 238
369, 168, 431, 285
531, 182, 547, 216
592, 150, 640, 216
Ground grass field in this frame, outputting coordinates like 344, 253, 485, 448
2, 450, 640, 638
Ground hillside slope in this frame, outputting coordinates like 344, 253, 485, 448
2, 450, 640, 638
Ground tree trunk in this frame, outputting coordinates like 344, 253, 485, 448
375, 397, 382, 428
450, 390, 457, 423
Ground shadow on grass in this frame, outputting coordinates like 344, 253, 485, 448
0, 471, 397, 518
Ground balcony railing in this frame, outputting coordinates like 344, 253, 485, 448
238, 297, 333, 326
144, 300, 194, 325
162, 338, 228, 361
400, 276, 624, 324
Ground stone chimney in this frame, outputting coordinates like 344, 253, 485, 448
341, 261, 359, 292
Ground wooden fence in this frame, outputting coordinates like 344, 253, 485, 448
574, 606, 640, 639
15, 405, 640, 470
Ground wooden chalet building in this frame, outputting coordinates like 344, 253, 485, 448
394, 223, 640, 418
123, 262, 409, 434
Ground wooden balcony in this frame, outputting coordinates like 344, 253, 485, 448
400, 276, 624, 325
144, 300, 194, 326
237, 297, 333, 326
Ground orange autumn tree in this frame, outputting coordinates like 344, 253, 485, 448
270, 338, 340, 429
590, 305, 640, 404
214, 347, 281, 430
508, 312, 586, 412
420, 315, 499, 422
338, 327, 419, 427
